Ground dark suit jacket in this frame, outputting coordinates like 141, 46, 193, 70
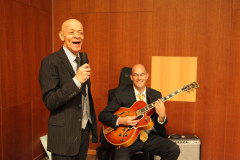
39, 47, 98, 156
98, 84, 167, 149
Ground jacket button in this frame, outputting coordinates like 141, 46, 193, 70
78, 118, 81, 122
78, 104, 82, 108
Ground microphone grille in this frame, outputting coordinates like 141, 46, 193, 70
80, 52, 88, 64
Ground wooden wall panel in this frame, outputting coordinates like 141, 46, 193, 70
153, 0, 199, 56
124, 0, 142, 12
2, 103, 32, 160
0, 1, 6, 159
31, 0, 52, 12
224, 10, 240, 160
108, 13, 125, 88
0, 0, 52, 159
88, 0, 110, 13
1, 1, 32, 108
15, 0, 30, 5
110, 0, 124, 12
233, 0, 240, 10
193, 0, 232, 159
71, 0, 89, 13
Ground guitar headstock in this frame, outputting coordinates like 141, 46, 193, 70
182, 81, 199, 92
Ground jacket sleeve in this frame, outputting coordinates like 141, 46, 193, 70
150, 89, 168, 137
39, 57, 81, 111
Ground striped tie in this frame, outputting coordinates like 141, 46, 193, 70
137, 94, 148, 142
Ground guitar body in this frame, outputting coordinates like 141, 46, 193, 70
103, 101, 154, 148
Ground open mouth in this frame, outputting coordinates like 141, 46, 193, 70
73, 42, 80, 44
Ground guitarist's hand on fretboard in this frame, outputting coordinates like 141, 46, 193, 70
154, 99, 166, 122
118, 116, 140, 126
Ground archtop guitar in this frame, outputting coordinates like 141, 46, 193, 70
103, 82, 199, 148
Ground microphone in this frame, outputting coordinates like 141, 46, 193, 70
80, 52, 88, 96
80, 52, 88, 65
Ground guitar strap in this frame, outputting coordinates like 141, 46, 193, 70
146, 87, 153, 103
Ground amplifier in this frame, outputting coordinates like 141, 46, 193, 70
154, 134, 201, 160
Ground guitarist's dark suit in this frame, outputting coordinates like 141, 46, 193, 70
39, 47, 98, 156
98, 84, 180, 160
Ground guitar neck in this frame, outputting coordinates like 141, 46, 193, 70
136, 81, 198, 115
161, 88, 184, 102
138, 88, 185, 115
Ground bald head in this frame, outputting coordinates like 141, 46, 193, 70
131, 64, 147, 74
61, 19, 83, 33
59, 19, 84, 55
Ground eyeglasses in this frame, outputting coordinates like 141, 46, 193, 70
132, 73, 146, 78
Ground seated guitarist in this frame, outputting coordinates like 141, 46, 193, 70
98, 64, 180, 160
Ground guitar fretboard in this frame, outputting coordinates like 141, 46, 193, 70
161, 89, 183, 102
137, 88, 184, 115
136, 81, 198, 115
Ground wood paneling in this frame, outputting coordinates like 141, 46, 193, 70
233, 0, 240, 10
224, 10, 240, 160
88, 0, 110, 13
15, 0, 31, 5
2, 103, 32, 160
31, 0, 52, 12
71, 0, 89, 13
0, 1, 5, 159
0, 0, 52, 159
70, 0, 153, 13
1, 1, 31, 108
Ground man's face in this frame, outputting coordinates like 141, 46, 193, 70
59, 19, 84, 55
130, 65, 149, 90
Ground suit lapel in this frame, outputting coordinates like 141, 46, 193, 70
58, 48, 91, 88
127, 85, 137, 104
58, 48, 75, 77
146, 87, 153, 103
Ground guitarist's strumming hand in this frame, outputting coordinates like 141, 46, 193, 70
118, 116, 140, 126
154, 99, 166, 122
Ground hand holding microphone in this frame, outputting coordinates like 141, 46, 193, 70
75, 53, 90, 84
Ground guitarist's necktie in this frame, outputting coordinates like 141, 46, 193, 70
75, 57, 86, 97
137, 94, 149, 142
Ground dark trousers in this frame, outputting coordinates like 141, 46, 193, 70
52, 122, 90, 160
113, 132, 180, 160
